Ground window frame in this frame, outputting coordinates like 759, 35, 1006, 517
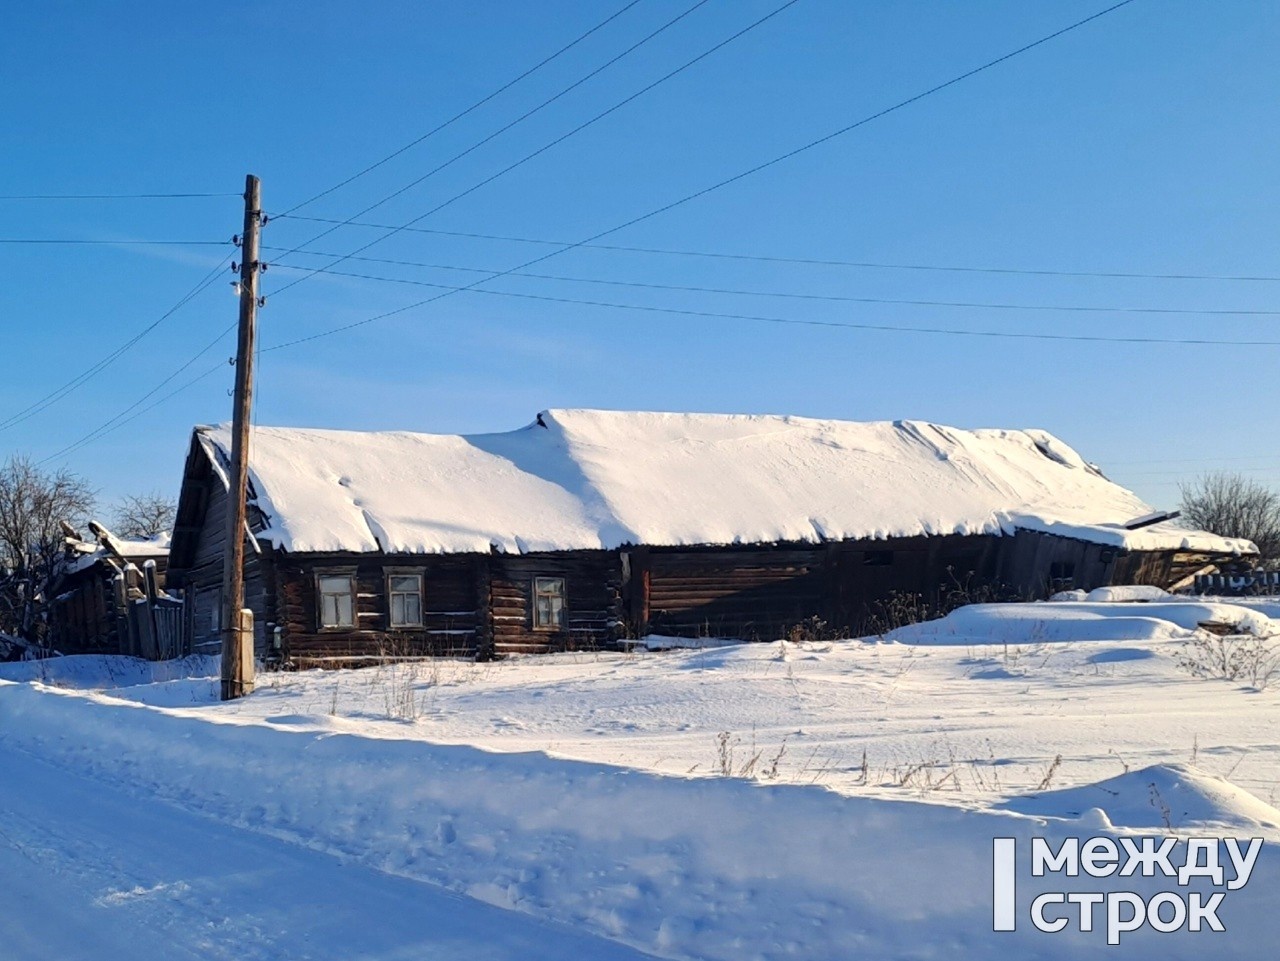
532, 575, 567, 632
385, 569, 425, 630
315, 569, 357, 632
1048, 561, 1077, 589
207, 586, 222, 636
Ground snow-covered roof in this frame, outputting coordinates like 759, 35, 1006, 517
194, 410, 1255, 557
63, 532, 171, 575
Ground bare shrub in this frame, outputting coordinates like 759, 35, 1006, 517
785, 615, 836, 644
859, 569, 1025, 636
1035, 754, 1063, 791
714, 731, 735, 776
1149, 783, 1174, 830
373, 635, 440, 721
0, 456, 95, 641
1177, 633, 1280, 689
1179, 472, 1280, 563
761, 738, 788, 780
112, 491, 177, 539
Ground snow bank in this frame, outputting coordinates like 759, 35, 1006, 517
1195, 596, 1280, 620
195, 410, 1253, 555
1, 681, 1276, 959
1086, 585, 1171, 603
1001, 765, 1280, 835
0, 654, 216, 689
889, 601, 1280, 645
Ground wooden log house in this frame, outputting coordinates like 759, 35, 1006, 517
165, 410, 1256, 665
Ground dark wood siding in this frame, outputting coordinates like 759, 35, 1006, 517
172, 466, 272, 657
487, 551, 623, 656
639, 535, 1004, 640
994, 531, 1118, 596
276, 554, 481, 665
646, 547, 827, 640
47, 570, 116, 654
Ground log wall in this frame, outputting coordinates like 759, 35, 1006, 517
486, 551, 623, 656
274, 554, 480, 665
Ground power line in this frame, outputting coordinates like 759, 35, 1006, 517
267, 0, 800, 298
263, 249, 1280, 317
0, 192, 239, 200
37, 0, 1141, 459
265, 0, 1141, 349
268, 0, 723, 275
0, 238, 229, 246
262, 265, 1280, 351
42, 322, 238, 463
25, 0, 727, 462
1119, 467, 1280, 477
272, 214, 1280, 284
42, 362, 229, 464
1105, 454, 1280, 466
0, 256, 233, 434
278, 0, 646, 217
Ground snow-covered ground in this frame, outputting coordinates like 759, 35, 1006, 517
2, 597, 1278, 959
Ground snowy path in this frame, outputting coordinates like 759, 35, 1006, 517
0, 741, 655, 961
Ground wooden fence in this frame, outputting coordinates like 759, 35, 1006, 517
116, 560, 192, 660
1192, 569, 1280, 596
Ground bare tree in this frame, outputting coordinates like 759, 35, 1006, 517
112, 491, 177, 540
1179, 472, 1280, 564
0, 456, 96, 640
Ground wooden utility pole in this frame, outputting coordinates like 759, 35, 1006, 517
221, 174, 261, 701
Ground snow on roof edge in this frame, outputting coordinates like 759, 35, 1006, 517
190, 411, 1257, 557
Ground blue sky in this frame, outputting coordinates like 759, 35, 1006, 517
2, 0, 1278, 511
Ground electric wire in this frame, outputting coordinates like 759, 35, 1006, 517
0, 238, 230, 246
0, 192, 238, 200
263, 263, 1280, 350
35, 0, 1144, 460
277, 0, 646, 216
266, 0, 801, 298
264, 1, 1141, 346
54, 361, 229, 457
41, 321, 238, 463
261, 248, 1280, 317
0, 256, 234, 434
270, 215, 1280, 284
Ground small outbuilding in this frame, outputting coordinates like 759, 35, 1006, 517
46, 524, 172, 655
165, 409, 1255, 665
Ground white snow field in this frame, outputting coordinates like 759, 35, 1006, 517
2, 599, 1278, 959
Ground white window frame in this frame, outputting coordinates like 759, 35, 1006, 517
532, 576, 567, 632
316, 571, 357, 631
386, 571, 424, 629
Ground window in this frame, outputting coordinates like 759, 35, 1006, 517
533, 576, 566, 631
1049, 561, 1076, 588
317, 573, 355, 629
863, 550, 894, 567
387, 573, 423, 628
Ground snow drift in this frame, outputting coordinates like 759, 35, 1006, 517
1001, 764, 1280, 835
1, 679, 1277, 960
890, 600, 1280, 645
